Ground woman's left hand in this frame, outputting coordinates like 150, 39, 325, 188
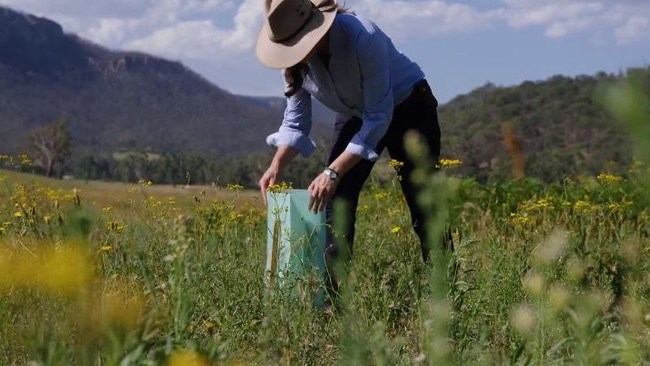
308, 172, 338, 212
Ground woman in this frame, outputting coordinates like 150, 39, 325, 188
256, 0, 448, 292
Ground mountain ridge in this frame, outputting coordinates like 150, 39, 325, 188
0, 5, 326, 157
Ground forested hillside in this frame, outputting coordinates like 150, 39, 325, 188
439, 67, 648, 182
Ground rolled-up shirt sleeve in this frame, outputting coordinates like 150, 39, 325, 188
265, 88, 317, 157
345, 26, 393, 161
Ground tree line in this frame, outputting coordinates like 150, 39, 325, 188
6, 118, 328, 188
73, 151, 329, 189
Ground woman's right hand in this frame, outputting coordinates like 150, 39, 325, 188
259, 145, 299, 205
259, 165, 280, 205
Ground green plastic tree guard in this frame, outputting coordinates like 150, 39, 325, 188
266, 189, 327, 307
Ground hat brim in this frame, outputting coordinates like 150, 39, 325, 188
256, 9, 336, 69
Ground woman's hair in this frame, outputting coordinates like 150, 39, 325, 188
336, 2, 353, 14
283, 64, 306, 97
283, 2, 353, 98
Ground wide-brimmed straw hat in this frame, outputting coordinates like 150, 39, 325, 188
256, 0, 337, 69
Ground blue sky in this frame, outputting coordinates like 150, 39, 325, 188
2, 0, 649, 103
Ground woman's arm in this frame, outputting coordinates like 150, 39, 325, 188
261, 84, 315, 204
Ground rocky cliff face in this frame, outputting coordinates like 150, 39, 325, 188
0, 7, 194, 80
0, 7, 89, 74
0, 7, 64, 43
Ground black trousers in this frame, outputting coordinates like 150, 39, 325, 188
325, 79, 443, 266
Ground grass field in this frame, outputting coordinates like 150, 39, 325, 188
1, 152, 649, 365
0, 170, 263, 213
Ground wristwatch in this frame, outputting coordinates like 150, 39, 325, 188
323, 167, 339, 181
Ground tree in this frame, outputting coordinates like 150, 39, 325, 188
24, 119, 72, 178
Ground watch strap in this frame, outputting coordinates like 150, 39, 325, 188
323, 167, 339, 181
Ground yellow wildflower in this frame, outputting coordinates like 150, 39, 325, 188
229, 213, 244, 221
138, 180, 154, 188
573, 200, 597, 214
439, 158, 462, 168
607, 203, 621, 212
374, 192, 389, 200
227, 183, 244, 191
388, 159, 404, 168
106, 221, 125, 233
100, 246, 113, 252
520, 197, 554, 211
13, 211, 23, 218
390, 226, 401, 234
597, 172, 621, 184
267, 181, 292, 193
18, 153, 32, 167
510, 212, 533, 226
535, 198, 552, 209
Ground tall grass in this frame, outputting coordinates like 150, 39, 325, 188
1, 155, 648, 365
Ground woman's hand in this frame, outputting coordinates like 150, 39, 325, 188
308, 172, 338, 212
259, 146, 300, 205
259, 165, 280, 206
308, 151, 361, 212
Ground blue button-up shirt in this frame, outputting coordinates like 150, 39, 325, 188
265, 13, 425, 161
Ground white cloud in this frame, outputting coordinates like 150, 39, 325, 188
2, 0, 648, 63
184, 0, 230, 14
220, 0, 262, 50
504, 3, 604, 29
84, 18, 135, 46
354, 0, 497, 38
615, 16, 650, 44
497, 0, 650, 44
0, 0, 247, 57
125, 21, 229, 59
1, 0, 157, 18
118, 0, 261, 60
351, 0, 649, 44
